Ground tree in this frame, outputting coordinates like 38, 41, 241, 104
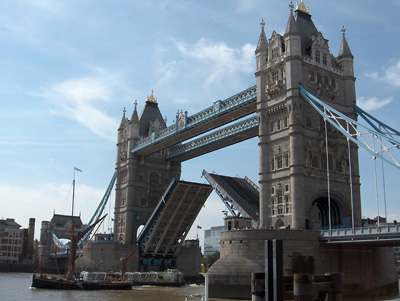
202, 252, 220, 269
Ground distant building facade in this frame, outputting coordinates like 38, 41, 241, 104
39, 214, 85, 260
0, 218, 23, 263
204, 226, 225, 256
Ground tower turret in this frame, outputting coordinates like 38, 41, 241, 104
255, 19, 268, 73
338, 25, 354, 77
129, 100, 140, 139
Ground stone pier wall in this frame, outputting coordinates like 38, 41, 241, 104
207, 229, 398, 299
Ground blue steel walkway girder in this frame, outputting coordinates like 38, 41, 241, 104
131, 85, 257, 157
166, 115, 258, 162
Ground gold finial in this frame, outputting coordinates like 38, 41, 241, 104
296, 0, 309, 14
147, 89, 158, 103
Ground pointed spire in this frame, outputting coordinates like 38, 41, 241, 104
130, 100, 139, 124
285, 1, 299, 36
119, 107, 127, 129
256, 18, 268, 54
338, 25, 353, 59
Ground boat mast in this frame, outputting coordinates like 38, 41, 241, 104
67, 167, 82, 279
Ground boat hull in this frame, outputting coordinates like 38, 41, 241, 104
31, 274, 132, 290
131, 281, 185, 287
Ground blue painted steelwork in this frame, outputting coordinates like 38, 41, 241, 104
166, 115, 258, 161
202, 170, 259, 228
80, 172, 116, 244
131, 85, 257, 154
51, 230, 68, 251
137, 179, 177, 249
319, 225, 400, 244
299, 84, 400, 170
353, 102, 400, 144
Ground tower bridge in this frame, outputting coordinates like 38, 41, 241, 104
65, 1, 400, 298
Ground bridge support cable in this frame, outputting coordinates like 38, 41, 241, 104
324, 116, 332, 232
80, 172, 116, 244
346, 122, 355, 229
372, 137, 381, 226
299, 84, 400, 171
355, 102, 397, 222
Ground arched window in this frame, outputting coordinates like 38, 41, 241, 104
149, 172, 160, 184
315, 50, 320, 63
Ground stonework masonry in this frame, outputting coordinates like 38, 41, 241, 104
207, 2, 397, 299
208, 229, 398, 299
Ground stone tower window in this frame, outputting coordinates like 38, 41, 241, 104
270, 121, 274, 132
309, 70, 315, 82
306, 115, 312, 128
315, 50, 320, 63
138, 174, 144, 182
322, 53, 327, 66
272, 47, 279, 60
277, 154, 283, 169
140, 198, 148, 207
149, 172, 160, 184
330, 78, 336, 88
312, 154, 319, 168
272, 70, 279, 82
336, 160, 343, 173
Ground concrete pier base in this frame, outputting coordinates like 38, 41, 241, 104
207, 229, 399, 300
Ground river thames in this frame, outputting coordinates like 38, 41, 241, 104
1, 272, 400, 301
0, 272, 226, 301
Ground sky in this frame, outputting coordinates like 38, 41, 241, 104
1, 0, 400, 251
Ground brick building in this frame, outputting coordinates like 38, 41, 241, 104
0, 218, 23, 263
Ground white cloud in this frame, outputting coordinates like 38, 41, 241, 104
38, 69, 123, 141
174, 38, 255, 86
357, 96, 392, 111
367, 60, 400, 88
0, 182, 106, 240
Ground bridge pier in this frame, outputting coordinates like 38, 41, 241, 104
207, 229, 398, 300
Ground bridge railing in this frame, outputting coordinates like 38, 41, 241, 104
320, 224, 400, 238
132, 85, 257, 154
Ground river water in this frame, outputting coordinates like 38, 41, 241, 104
0, 272, 228, 301
1, 272, 400, 301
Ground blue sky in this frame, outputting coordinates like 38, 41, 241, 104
1, 0, 400, 249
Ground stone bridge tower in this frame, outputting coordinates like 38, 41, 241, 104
113, 92, 181, 244
256, 1, 361, 230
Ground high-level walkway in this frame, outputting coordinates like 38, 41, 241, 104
131, 85, 257, 158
